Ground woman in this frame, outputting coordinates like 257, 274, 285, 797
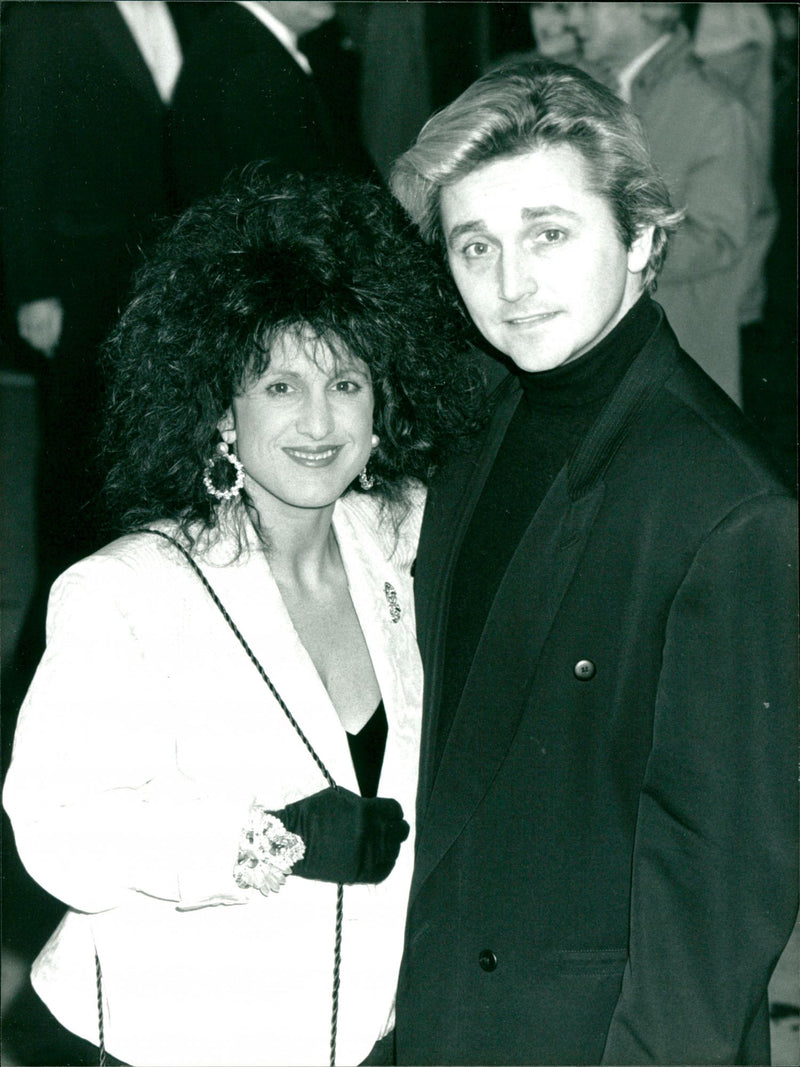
3, 169, 481, 1067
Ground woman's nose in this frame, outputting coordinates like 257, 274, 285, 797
296, 390, 334, 439
499, 248, 537, 303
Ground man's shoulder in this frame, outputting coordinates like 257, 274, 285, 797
635, 338, 792, 502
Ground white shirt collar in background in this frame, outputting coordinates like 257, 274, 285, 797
115, 1, 182, 103
615, 34, 672, 102
236, 1, 313, 75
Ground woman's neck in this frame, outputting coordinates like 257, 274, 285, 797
250, 499, 343, 593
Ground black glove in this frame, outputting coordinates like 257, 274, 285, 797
274, 787, 410, 885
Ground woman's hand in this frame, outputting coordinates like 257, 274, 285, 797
274, 787, 410, 885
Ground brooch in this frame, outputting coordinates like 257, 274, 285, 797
383, 582, 401, 623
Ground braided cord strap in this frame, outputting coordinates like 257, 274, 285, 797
95, 951, 106, 1067
145, 529, 337, 790
91, 528, 343, 1066
331, 883, 344, 1064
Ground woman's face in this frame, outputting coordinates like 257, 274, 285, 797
226, 330, 375, 522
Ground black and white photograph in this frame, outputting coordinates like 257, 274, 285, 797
1, 4, 798, 1065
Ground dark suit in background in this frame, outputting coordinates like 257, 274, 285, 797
1, 0, 178, 581
168, 1, 371, 210
1, 5, 183, 1062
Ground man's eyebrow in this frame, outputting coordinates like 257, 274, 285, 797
446, 205, 583, 245
521, 205, 582, 222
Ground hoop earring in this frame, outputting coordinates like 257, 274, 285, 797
358, 465, 375, 491
203, 441, 245, 501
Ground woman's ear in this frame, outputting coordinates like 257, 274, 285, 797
217, 409, 236, 445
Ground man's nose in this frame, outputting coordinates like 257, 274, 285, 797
296, 390, 334, 438
498, 248, 537, 303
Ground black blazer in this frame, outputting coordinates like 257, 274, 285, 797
168, 3, 370, 209
0, 0, 172, 316
396, 309, 798, 1065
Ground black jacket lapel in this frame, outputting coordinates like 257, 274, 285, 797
411, 471, 604, 903
414, 370, 521, 812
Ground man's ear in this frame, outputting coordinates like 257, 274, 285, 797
627, 226, 654, 276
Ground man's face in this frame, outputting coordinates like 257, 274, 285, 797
440, 144, 652, 372
565, 2, 644, 69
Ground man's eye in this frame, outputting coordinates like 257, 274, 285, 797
540, 229, 565, 243
265, 382, 291, 395
334, 379, 361, 393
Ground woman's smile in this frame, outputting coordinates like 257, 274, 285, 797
282, 444, 344, 467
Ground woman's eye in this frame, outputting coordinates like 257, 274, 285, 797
334, 379, 361, 394
265, 382, 291, 395
463, 241, 490, 259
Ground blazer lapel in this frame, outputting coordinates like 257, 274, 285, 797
414, 372, 520, 810
332, 500, 412, 749
331, 498, 423, 820
410, 472, 604, 903
193, 524, 358, 791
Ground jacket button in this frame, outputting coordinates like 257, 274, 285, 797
478, 949, 497, 972
574, 659, 596, 680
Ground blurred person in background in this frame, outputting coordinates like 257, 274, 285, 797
691, 2, 777, 408
694, 2, 799, 487
168, 1, 372, 210
691, 2, 775, 150
0, 0, 182, 627
742, 4, 798, 485
567, 1, 764, 408
338, 2, 432, 183
529, 2, 581, 64
485, 3, 581, 74
338, 2, 492, 184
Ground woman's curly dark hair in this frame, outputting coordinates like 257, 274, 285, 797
101, 167, 484, 536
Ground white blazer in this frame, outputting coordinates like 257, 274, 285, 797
4, 488, 425, 1066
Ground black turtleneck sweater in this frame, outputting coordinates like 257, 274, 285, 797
436, 295, 659, 766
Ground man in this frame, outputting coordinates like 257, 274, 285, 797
566, 1, 772, 409
168, 0, 371, 209
389, 61, 797, 1065
1, 0, 182, 575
